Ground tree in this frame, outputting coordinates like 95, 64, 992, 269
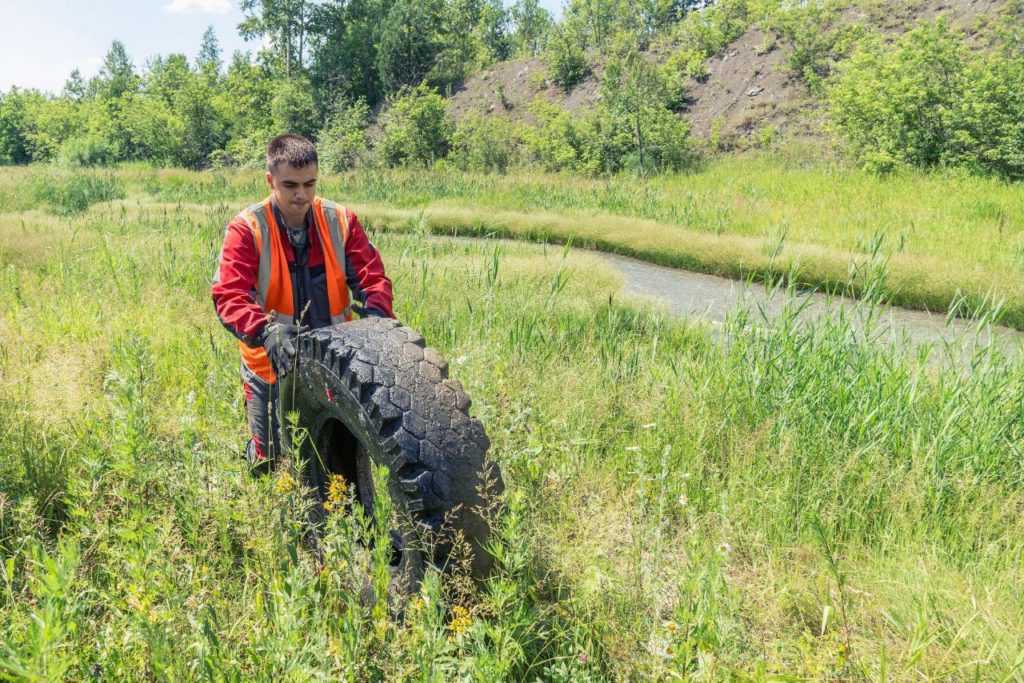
239, 0, 311, 77
307, 0, 391, 108
62, 70, 86, 101
0, 89, 32, 164
377, 85, 453, 165
601, 45, 688, 174
197, 26, 223, 82
94, 41, 138, 100
376, 0, 442, 94
510, 0, 552, 56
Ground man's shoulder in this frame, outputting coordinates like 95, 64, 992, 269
315, 196, 348, 212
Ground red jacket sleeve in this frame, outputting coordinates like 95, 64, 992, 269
212, 216, 269, 346
344, 212, 395, 319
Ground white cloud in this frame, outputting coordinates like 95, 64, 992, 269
163, 0, 233, 14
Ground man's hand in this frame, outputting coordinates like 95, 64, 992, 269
262, 318, 307, 377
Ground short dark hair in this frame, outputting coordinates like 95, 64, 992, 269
267, 134, 318, 173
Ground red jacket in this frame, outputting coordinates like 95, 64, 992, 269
212, 205, 394, 347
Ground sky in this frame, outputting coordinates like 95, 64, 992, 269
0, 0, 564, 95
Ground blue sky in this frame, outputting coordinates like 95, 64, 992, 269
1, 0, 563, 94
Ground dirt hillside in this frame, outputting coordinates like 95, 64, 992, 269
447, 0, 1011, 144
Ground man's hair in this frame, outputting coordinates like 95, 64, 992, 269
267, 134, 318, 173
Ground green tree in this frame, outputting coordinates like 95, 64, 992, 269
0, 89, 32, 164
62, 69, 86, 101
240, 0, 311, 77
94, 40, 138, 100
197, 26, 223, 83
377, 85, 452, 165
376, 0, 443, 94
271, 77, 319, 138
316, 99, 372, 171
544, 25, 588, 90
601, 45, 687, 174
451, 112, 524, 172
827, 22, 969, 172
510, 0, 553, 56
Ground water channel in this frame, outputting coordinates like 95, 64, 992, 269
443, 235, 1024, 355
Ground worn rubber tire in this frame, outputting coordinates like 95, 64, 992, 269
285, 317, 503, 594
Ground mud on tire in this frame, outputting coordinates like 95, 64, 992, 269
285, 317, 503, 594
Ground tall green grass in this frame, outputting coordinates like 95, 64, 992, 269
5, 156, 1023, 326
0, 183, 1022, 677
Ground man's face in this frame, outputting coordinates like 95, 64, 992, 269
266, 163, 317, 225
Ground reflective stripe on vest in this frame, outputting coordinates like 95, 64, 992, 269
239, 196, 353, 383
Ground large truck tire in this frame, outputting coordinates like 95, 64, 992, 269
284, 317, 503, 595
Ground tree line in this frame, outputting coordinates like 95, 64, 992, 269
3, 0, 1024, 179
0, 0, 709, 174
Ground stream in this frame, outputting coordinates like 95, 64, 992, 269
441, 235, 1024, 355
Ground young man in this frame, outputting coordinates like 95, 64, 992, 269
212, 134, 394, 471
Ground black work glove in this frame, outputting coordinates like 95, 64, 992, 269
261, 318, 307, 377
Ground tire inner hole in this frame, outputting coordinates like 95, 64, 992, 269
318, 418, 404, 567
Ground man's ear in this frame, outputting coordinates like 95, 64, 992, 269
265, 171, 274, 190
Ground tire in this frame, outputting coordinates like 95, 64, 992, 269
283, 317, 503, 595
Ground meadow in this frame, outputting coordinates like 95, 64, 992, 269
0, 163, 1022, 679
4, 156, 1023, 328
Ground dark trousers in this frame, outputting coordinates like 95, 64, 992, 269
241, 362, 281, 465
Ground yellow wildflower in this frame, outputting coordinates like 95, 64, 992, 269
274, 472, 297, 495
448, 605, 473, 640
323, 474, 348, 513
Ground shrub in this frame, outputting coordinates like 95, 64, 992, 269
317, 100, 372, 173
544, 28, 589, 91
524, 98, 589, 172
25, 170, 126, 215
377, 86, 453, 167
57, 134, 119, 167
451, 113, 525, 173
827, 20, 1024, 179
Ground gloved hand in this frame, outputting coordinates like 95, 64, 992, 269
261, 317, 307, 377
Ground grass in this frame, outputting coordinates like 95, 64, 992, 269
4, 155, 1023, 327
0, 166, 1022, 678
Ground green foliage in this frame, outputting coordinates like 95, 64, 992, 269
377, 86, 454, 166
601, 46, 691, 174
509, 0, 553, 56
526, 48, 690, 176
664, 0, 752, 81
21, 169, 126, 215
239, 0, 311, 77
761, 0, 864, 93
376, 0, 443, 94
544, 27, 589, 91
828, 20, 1024, 179
451, 113, 525, 173
316, 99, 372, 172
0, 90, 32, 164
57, 134, 120, 167
270, 77, 319, 139
2, 168, 1024, 676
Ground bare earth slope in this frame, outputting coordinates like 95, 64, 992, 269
447, 0, 1010, 144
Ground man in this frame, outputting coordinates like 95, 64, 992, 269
212, 134, 394, 471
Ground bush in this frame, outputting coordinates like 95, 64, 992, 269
524, 96, 691, 176
524, 98, 590, 172
57, 134, 119, 167
827, 20, 1024, 179
271, 78, 319, 140
544, 28, 589, 91
377, 86, 453, 167
451, 113, 524, 173
25, 170, 126, 215
317, 100, 372, 173
762, 1, 865, 93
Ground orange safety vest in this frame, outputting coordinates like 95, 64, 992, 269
238, 195, 353, 383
